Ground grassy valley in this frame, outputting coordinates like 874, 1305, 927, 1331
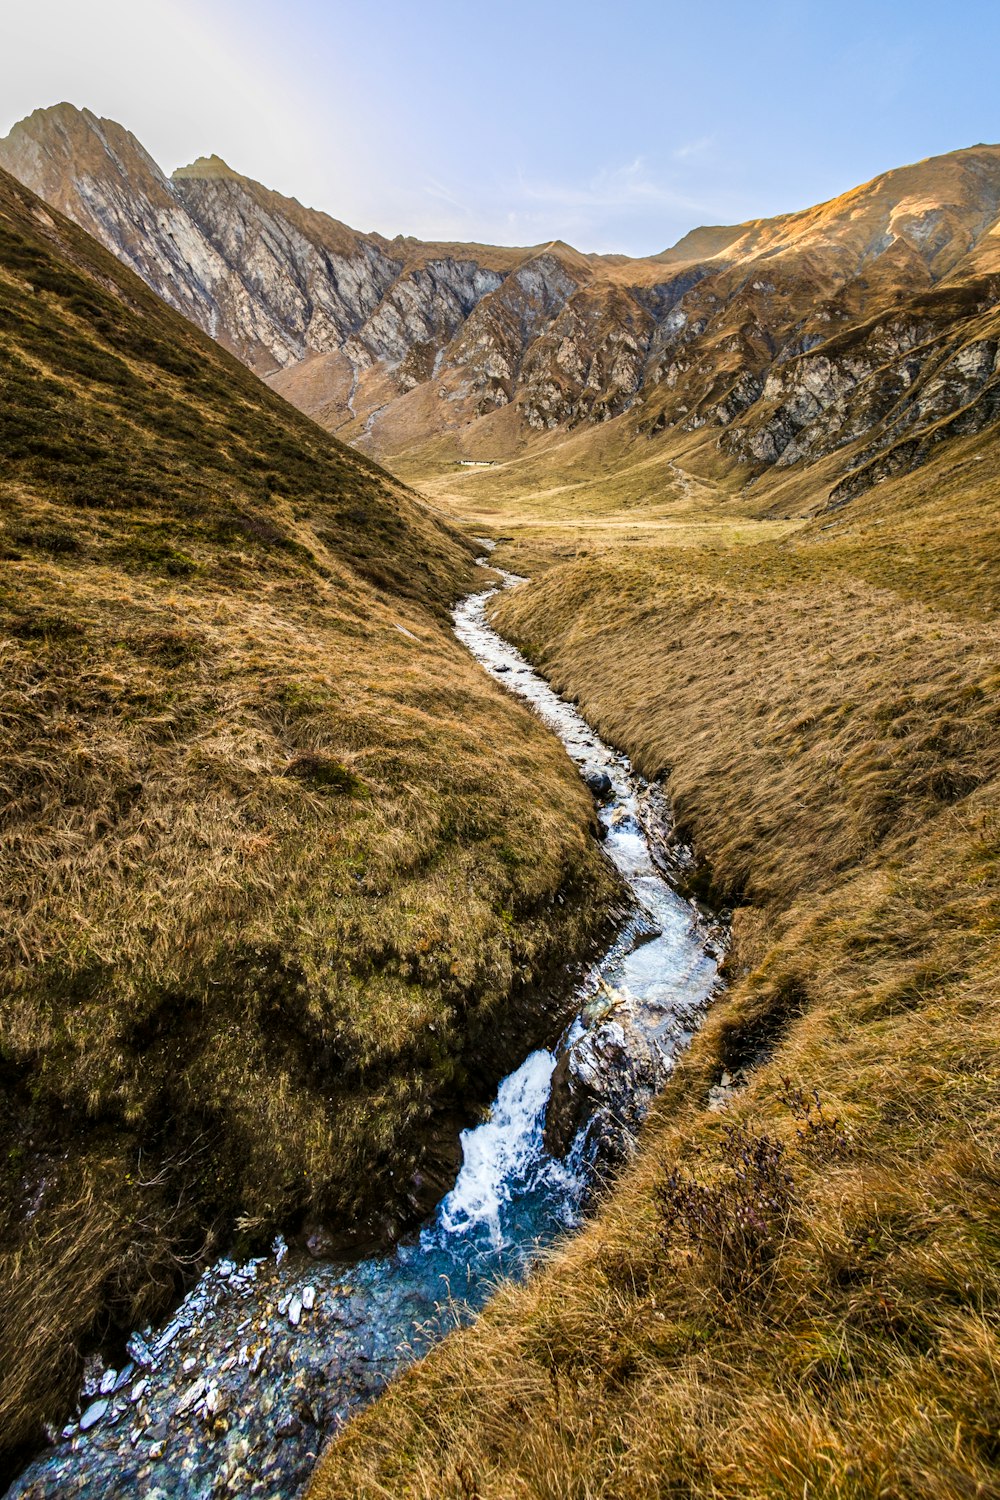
2, 91, 1000, 1500
0, 169, 622, 1478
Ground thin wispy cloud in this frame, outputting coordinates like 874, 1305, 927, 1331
514, 157, 712, 216
7, 0, 992, 258
421, 177, 468, 212
672, 135, 716, 161
374, 159, 720, 254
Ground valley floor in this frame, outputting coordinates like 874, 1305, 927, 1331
308, 434, 1000, 1498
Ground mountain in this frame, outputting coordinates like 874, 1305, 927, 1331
5, 104, 1000, 503
0, 164, 616, 1475
0, 105, 545, 380
5, 99, 1000, 1500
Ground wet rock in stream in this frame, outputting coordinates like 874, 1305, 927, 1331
544, 994, 672, 1165
584, 768, 614, 800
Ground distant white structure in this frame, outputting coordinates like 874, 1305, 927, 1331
456, 459, 497, 467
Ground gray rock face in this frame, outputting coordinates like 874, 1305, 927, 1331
0, 105, 492, 385
722, 288, 1000, 499
173, 171, 404, 368
346, 259, 505, 378
544, 996, 670, 1173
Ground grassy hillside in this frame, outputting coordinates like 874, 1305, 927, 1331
309, 432, 1000, 1496
0, 170, 621, 1475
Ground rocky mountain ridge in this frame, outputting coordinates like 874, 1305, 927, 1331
4, 102, 1000, 498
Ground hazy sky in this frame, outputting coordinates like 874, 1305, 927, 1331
3, 0, 1000, 255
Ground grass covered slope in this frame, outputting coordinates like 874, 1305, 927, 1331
309, 437, 1000, 1496
0, 169, 620, 1472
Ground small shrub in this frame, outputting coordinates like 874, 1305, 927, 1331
126, 628, 205, 667
7, 612, 84, 641
656, 1124, 795, 1302
111, 538, 199, 576
9, 525, 80, 555
284, 754, 366, 796
779, 1078, 849, 1159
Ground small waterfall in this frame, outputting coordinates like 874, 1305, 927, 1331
436, 1049, 559, 1248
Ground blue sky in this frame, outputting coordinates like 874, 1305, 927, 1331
3, 0, 1000, 254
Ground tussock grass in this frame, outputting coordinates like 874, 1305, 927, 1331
0, 170, 620, 1475
310, 434, 1000, 1495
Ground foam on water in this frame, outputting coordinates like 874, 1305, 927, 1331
436, 1048, 558, 1248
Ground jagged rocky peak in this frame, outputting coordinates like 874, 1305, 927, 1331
4, 101, 1000, 495
172, 152, 242, 180
0, 102, 166, 210
0, 104, 188, 293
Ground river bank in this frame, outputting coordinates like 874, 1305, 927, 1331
0, 172, 625, 1485
309, 437, 1000, 1499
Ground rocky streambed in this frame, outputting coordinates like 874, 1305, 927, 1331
8, 559, 722, 1500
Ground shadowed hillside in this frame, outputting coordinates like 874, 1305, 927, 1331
0, 167, 620, 1478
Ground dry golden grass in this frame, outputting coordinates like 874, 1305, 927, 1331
310, 430, 1000, 1496
0, 170, 620, 1475
391, 408, 753, 523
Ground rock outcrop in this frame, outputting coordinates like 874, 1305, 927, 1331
6, 103, 1000, 496
544, 990, 671, 1176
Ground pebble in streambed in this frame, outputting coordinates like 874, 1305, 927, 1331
10, 562, 722, 1500
18, 1242, 450, 1498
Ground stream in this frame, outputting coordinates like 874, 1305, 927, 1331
8, 559, 721, 1500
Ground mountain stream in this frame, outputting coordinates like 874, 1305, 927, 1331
9, 556, 721, 1500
